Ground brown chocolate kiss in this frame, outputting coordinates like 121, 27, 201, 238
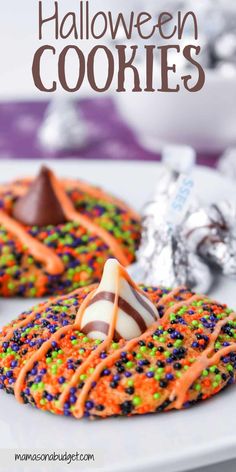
12, 166, 67, 226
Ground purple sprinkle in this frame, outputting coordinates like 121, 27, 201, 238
146, 371, 154, 378
58, 376, 65, 384
113, 374, 120, 382
100, 352, 107, 359
70, 395, 77, 404
125, 371, 132, 377
85, 401, 94, 410
102, 369, 110, 376
166, 373, 174, 380
35, 376, 42, 383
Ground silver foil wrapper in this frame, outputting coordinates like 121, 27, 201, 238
38, 98, 87, 152
184, 201, 236, 277
131, 147, 213, 293
149, 1, 236, 72
133, 218, 212, 293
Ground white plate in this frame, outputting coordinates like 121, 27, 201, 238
0, 160, 236, 472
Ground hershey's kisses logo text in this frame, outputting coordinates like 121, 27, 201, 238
32, 1, 205, 93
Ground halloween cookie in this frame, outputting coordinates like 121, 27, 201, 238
0, 167, 140, 297
0, 259, 235, 419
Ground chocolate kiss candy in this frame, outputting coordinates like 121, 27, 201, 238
80, 258, 159, 341
13, 166, 67, 227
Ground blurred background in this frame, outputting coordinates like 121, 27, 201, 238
0, 0, 236, 169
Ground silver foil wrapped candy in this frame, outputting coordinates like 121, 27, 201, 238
129, 147, 213, 293
184, 201, 236, 277
134, 208, 212, 293
38, 97, 87, 152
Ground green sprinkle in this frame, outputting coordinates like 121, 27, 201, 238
132, 396, 142, 407
164, 351, 170, 358
153, 392, 161, 400
174, 340, 183, 347
140, 346, 147, 352
191, 320, 199, 327
136, 353, 143, 360
38, 382, 45, 390
111, 342, 119, 349
29, 288, 37, 297
157, 367, 164, 374
62, 255, 70, 263
154, 374, 162, 381
80, 374, 87, 381
226, 308, 233, 314
7, 282, 15, 291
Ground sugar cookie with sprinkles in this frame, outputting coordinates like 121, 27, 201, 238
0, 167, 140, 297
0, 258, 236, 419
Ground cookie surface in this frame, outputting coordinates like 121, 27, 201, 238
0, 171, 140, 297
0, 284, 236, 419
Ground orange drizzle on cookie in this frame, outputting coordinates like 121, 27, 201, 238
13, 262, 156, 407
0, 210, 64, 275
0, 169, 136, 274
171, 311, 236, 408
11, 266, 236, 418
62, 179, 141, 222
2, 285, 98, 342
49, 170, 130, 266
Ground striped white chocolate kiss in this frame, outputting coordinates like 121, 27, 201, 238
80, 258, 159, 341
